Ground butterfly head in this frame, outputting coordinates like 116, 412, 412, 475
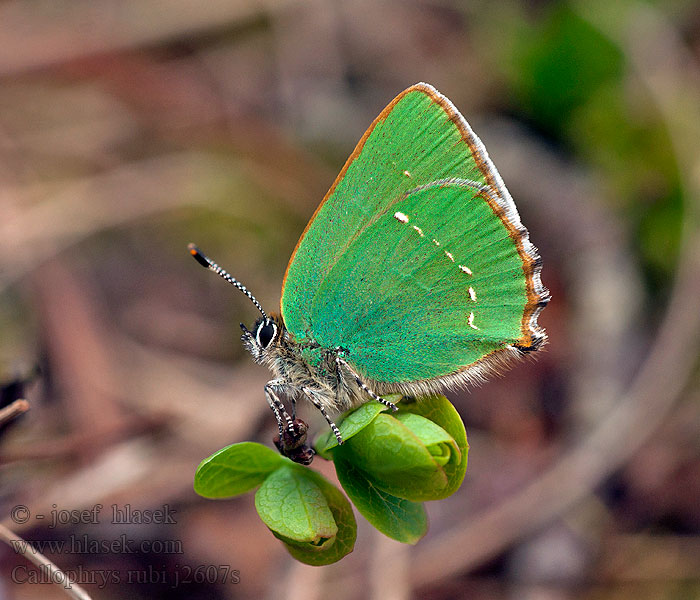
241, 316, 281, 363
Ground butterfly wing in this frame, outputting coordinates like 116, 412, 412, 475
281, 83, 548, 386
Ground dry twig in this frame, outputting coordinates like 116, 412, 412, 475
0, 523, 93, 600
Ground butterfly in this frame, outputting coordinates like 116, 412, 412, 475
189, 82, 549, 461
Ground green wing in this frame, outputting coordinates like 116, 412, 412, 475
281, 83, 547, 384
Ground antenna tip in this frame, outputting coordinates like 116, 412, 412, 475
188, 244, 210, 269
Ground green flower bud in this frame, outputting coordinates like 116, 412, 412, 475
330, 398, 466, 502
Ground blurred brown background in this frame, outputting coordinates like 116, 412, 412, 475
1, 0, 700, 598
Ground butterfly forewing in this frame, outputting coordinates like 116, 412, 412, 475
281, 83, 546, 385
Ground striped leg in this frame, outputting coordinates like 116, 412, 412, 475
302, 387, 343, 444
334, 355, 348, 409
336, 357, 398, 412
264, 380, 295, 434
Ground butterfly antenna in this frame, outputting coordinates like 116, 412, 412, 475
188, 243, 268, 319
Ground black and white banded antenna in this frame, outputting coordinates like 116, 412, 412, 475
188, 243, 268, 320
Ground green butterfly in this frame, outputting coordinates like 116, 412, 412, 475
190, 82, 548, 459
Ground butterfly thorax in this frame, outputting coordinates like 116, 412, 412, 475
242, 314, 364, 414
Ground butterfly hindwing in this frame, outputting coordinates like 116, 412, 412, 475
281, 83, 546, 385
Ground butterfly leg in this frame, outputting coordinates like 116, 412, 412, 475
264, 380, 295, 435
336, 357, 398, 412
302, 386, 343, 445
333, 355, 348, 410
275, 365, 298, 419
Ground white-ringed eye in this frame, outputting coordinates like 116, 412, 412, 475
257, 320, 277, 348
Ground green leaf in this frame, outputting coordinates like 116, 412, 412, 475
335, 413, 449, 501
255, 464, 337, 543
273, 469, 357, 566
314, 396, 400, 457
194, 442, 285, 499
333, 454, 427, 544
398, 395, 469, 499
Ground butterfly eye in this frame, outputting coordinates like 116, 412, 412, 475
256, 321, 277, 348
